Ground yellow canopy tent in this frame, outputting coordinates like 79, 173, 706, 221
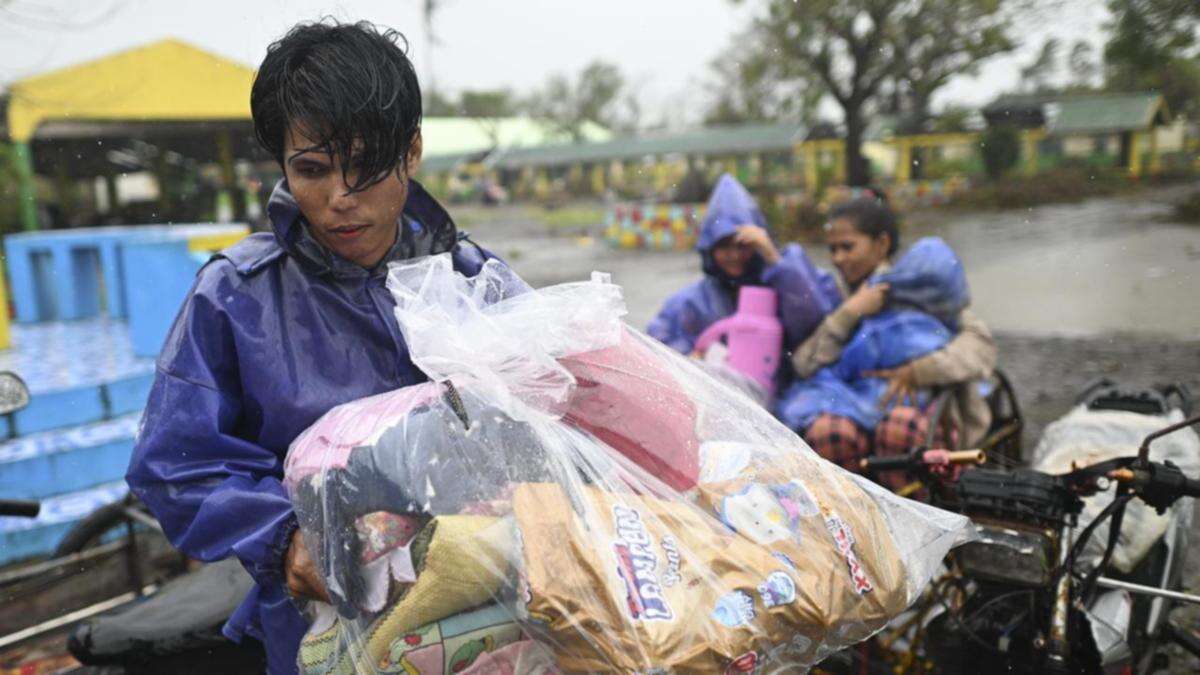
5, 39, 255, 230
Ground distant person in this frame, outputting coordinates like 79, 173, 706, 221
671, 165, 713, 204
125, 20, 498, 674
783, 193, 996, 470
647, 173, 835, 374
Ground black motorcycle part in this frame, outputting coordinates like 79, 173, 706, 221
67, 558, 264, 674
1076, 377, 1180, 416
953, 469, 1081, 527
53, 500, 135, 556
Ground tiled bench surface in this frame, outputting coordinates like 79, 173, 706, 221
0, 319, 155, 435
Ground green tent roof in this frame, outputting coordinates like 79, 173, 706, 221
1047, 93, 1168, 135
419, 116, 611, 162
983, 92, 1168, 135
486, 122, 805, 170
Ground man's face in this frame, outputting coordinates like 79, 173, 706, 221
282, 126, 423, 269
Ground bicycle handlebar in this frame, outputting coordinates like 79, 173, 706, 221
1110, 461, 1200, 513
859, 448, 986, 473
0, 499, 40, 518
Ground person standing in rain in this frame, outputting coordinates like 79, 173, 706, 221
647, 174, 835, 380
125, 20, 496, 674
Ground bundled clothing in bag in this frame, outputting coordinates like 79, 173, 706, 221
647, 174, 838, 360
283, 254, 973, 674
778, 237, 996, 445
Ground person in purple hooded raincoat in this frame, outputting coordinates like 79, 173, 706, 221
647, 174, 837, 382
125, 20, 495, 674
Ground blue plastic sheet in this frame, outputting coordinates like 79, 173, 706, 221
830, 310, 954, 381
873, 237, 969, 328
776, 310, 951, 431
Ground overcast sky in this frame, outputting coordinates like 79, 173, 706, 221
1, 0, 1109, 129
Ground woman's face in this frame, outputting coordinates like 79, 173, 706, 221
283, 126, 423, 269
711, 237, 755, 278
826, 217, 890, 288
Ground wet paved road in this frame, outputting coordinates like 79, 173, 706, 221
472, 184, 1200, 338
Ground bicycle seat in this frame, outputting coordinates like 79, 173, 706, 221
67, 558, 264, 673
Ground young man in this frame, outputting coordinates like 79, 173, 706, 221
126, 20, 492, 673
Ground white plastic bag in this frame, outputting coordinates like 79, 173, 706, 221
284, 254, 972, 674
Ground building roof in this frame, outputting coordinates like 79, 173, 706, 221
982, 92, 1168, 134
6, 39, 255, 142
1047, 93, 1168, 135
4, 38, 609, 176
485, 122, 805, 170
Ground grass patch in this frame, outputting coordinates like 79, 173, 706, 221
947, 167, 1133, 210
538, 206, 606, 230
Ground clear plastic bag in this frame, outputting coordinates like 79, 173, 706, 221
1033, 404, 1200, 574
284, 254, 972, 674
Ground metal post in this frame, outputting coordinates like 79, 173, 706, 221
896, 138, 912, 185
11, 142, 39, 231
1096, 577, 1200, 606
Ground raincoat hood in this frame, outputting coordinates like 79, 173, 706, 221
696, 173, 770, 286
650, 174, 838, 356
266, 177, 460, 279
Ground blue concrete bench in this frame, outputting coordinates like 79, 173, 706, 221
4, 224, 247, 323
0, 414, 138, 500
121, 237, 217, 358
0, 319, 155, 435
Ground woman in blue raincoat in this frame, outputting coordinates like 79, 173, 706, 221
779, 194, 997, 472
125, 21, 492, 674
647, 174, 836, 369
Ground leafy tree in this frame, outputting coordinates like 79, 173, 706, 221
891, 0, 1018, 129
744, 0, 1018, 186
704, 27, 822, 125
980, 125, 1021, 178
1020, 37, 1061, 93
527, 60, 636, 140
1068, 40, 1098, 89
424, 89, 458, 116
459, 89, 517, 118
1105, 0, 1200, 115
458, 89, 519, 145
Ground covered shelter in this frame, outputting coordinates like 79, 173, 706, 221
4, 39, 261, 231
480, 122, 806, 199
983, 92, 1170, 176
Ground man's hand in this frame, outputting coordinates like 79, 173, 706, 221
285, 529, 330, 603
843, 282, 889, 318
865, 363, 919, 410
733, 225, 781, 264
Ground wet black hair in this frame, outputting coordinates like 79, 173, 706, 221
827, 189, 899, 256
251, 19, 422, 194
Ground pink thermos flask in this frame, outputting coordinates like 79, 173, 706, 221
693, 286, 784, 394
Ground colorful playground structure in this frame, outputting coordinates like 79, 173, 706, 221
0, 223, 247, 563
604, 203, 706, 250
